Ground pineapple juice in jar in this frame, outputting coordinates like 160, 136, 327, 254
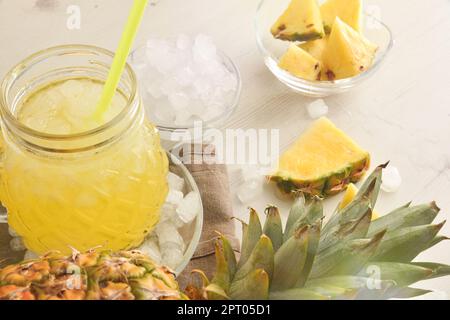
0, 46, 169, 255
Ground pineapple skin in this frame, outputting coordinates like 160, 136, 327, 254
272, 158, 370, 197
271, 0, 324, 42
269, 117, 370, 198
0, 250, 187, 300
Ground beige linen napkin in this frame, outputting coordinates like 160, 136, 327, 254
176, 146, 239, 288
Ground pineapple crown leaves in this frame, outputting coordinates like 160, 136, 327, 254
188, 165, 450, 300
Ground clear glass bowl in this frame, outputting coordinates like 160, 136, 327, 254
166, 151, 203, 275
130, 47, 242, 141
255, 0, 394, 97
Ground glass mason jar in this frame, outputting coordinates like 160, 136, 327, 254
0, 45, 169, 254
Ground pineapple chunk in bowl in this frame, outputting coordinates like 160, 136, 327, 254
255, 0, 394, 97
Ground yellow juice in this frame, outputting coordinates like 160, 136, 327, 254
1, 78, 168, 254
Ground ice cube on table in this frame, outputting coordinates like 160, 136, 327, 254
10, 237, 26, 252
165, 189, 184, 206
307, 99, 329, 119
167, 172, 185, 192
237, 180, 262, 204
138, 239, 162, 264
176, 191, 201, 224
381, 166, 402, 193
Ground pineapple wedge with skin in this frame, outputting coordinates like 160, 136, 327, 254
339, 183, 380, 219
320, 0, 362, 33
323, 17, 378, 80
278, 44, 322, 81
270, 117, 370, 198
186, 166, 450, 300
271, 0, 324, 42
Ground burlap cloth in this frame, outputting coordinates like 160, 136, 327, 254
0, 145, 239, 289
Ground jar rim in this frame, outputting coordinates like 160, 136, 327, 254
0, 44, 138, 141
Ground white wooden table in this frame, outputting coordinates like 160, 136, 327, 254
0, 0, 449, 296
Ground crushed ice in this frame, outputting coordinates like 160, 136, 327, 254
130, 34, 238, 126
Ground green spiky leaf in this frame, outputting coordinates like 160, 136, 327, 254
368, 202, 440, 237
263, 206, 283, 251
360, 262, 433, 287
371, 222, 445, 262
297, 221, 321, 287
272, 226, 309, 291
229, 269, 269, 300
238, 208, 262, 268
233, 235, 274, 282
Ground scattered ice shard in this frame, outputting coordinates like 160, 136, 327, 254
381, 166, 402, 193
307, 99, 329, 119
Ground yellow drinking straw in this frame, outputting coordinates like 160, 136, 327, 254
93, 0, 149, 121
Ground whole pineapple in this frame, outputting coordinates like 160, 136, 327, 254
0, 250, 187, 300
186, 165, 450, 300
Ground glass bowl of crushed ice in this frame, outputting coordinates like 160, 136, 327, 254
130, 34, 241, 139
8, 152, 203, 275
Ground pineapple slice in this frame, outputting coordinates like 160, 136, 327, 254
271, 0, 324, 42
299, 36, 328, 62
339, 183, 380, 219
320, 0, 362, 33
270, 117, 370, 197
322, 17, 378, 80
278, 44, 322, 81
